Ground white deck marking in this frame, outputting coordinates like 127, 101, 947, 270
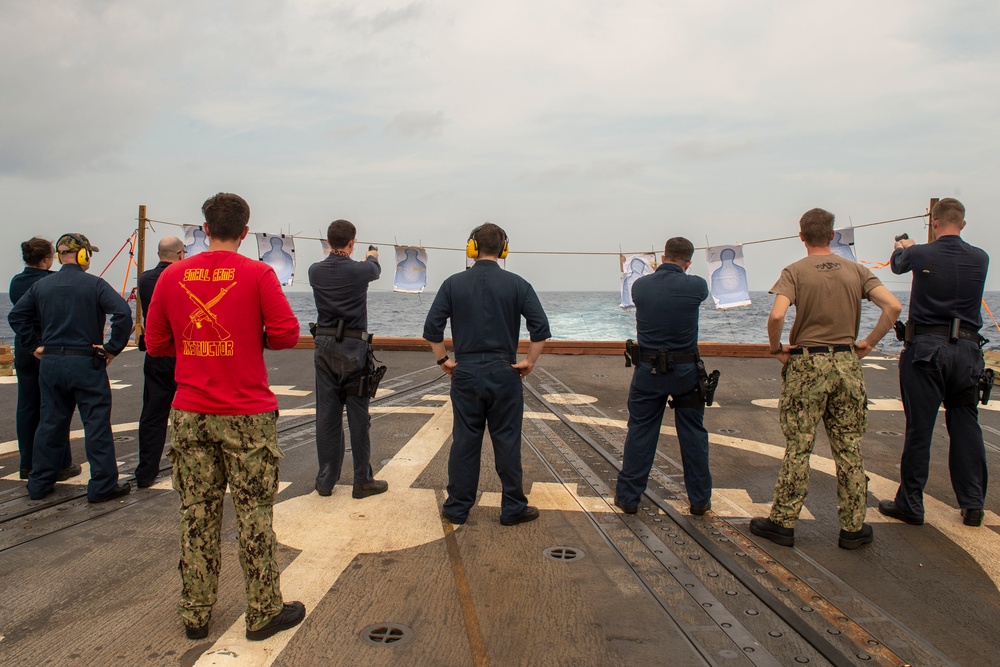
194, 402, 457, 665
480, 482, 610, 513
752, 397, 1000, 413
0, 422, 139, 456
543, 393, 598, 405
862, 363, 886, 370
110, 379, 131, 390
711, 488, 816, 521
269, 385, 311, 397
2, 460, 125, 482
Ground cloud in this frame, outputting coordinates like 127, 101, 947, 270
1, 0, 1000, 293
384, 110, 448, 139
671, 139, 759, 160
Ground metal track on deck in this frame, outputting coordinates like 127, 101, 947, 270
522, 367, 954, 667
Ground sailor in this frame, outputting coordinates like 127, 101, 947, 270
879, 198, 991, 527
423, 223, 551, 526
615, 237, 714, 516
8, 233, 132, 502
144, 192, 305, 640
134, 236, 186, 487
308, 219, 387, 499
750, 208, 901, 550
9, 237, 79, 481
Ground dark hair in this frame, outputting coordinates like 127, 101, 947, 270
799, 208, 835, 246
201, 193, 250, 241
663, 237, 694, 263
471, 223, 507, 257
21, 237, 53, 266
327, 220, 356, 249
932, 198, 965, 227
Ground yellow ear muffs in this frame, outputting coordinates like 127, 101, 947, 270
467, 224, 509, 259
57, 233, 92, 267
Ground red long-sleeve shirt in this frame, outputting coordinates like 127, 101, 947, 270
144, 250, 300, 415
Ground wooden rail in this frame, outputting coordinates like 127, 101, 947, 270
293, 336, 771, 358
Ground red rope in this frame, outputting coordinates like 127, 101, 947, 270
98, 234, 136, 279
982, 299, 1000, 334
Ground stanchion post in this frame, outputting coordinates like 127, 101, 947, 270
928, 197, 939, 242
134, 204, 148, 345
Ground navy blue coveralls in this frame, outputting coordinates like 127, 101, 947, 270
9, 267, 71, 475
8, 264, 132, 500
890, 235, 990, 517
308, 252, 381, 492
423, 260, 551, 523
615, 263, 712, 510
135, 260, 176, 486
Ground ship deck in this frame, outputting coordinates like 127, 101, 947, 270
1, 347, 998, 666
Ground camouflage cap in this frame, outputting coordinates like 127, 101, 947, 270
56, 233, 100, 253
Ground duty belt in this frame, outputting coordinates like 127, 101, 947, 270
309, 321, 373, 344
639, 351, 699, 364
789, 345, 854, 355
623, 340, 699, 373
42, 347, 96, 357
911, 323, 982, 344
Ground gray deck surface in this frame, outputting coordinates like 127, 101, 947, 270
1, 348, 998, 666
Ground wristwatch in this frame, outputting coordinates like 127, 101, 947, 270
436, 355, 450, 366
770, 345, 783, 355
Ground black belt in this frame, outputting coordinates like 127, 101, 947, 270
912, 324, 981, 343
639, 351, 699, 364
789, 345, 854, 355
314, 326, 373, 343
43, 347, 95, 357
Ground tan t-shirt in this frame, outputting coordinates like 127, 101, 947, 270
770, 254, 883, 346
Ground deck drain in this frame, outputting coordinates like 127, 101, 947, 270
543, 546, 584, 562
113, 435, 135, 442
361, 623, 411, 646
877, 430, 902, 437
718, 428, 741, 434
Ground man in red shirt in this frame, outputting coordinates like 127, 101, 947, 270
145, 193, 305, 641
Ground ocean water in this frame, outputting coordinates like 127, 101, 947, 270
3, 290, 1000, 353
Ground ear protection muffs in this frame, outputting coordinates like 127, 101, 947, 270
57, 233, 92, 267
466, 224, 509, 259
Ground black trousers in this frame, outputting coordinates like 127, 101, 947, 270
136, 354, 177, 484
314, 336, 374, 491
893, 335, 987, 516
14, 344, 71, 472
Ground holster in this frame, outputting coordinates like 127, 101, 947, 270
339, 347, 388, 399
624, 339, 636, 368
980, 368, 994, 405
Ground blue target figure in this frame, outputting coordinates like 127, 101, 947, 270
710, 248, 749, 306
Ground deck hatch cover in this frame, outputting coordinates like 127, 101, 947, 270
543, 546, 584, 562
360, 623, 412, 646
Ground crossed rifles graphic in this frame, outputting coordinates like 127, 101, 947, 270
181, 281, 237, 340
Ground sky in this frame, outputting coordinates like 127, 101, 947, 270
2, 1, 999, 294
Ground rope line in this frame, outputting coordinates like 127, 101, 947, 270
140, 212, 928, 257
97, 233, 136, 279
981, 299, 1000, 335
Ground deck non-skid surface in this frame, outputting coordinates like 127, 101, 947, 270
0, 349, 997, 666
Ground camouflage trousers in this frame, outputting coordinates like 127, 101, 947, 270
168, 409, 285, 631
770, 351, 869, 532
